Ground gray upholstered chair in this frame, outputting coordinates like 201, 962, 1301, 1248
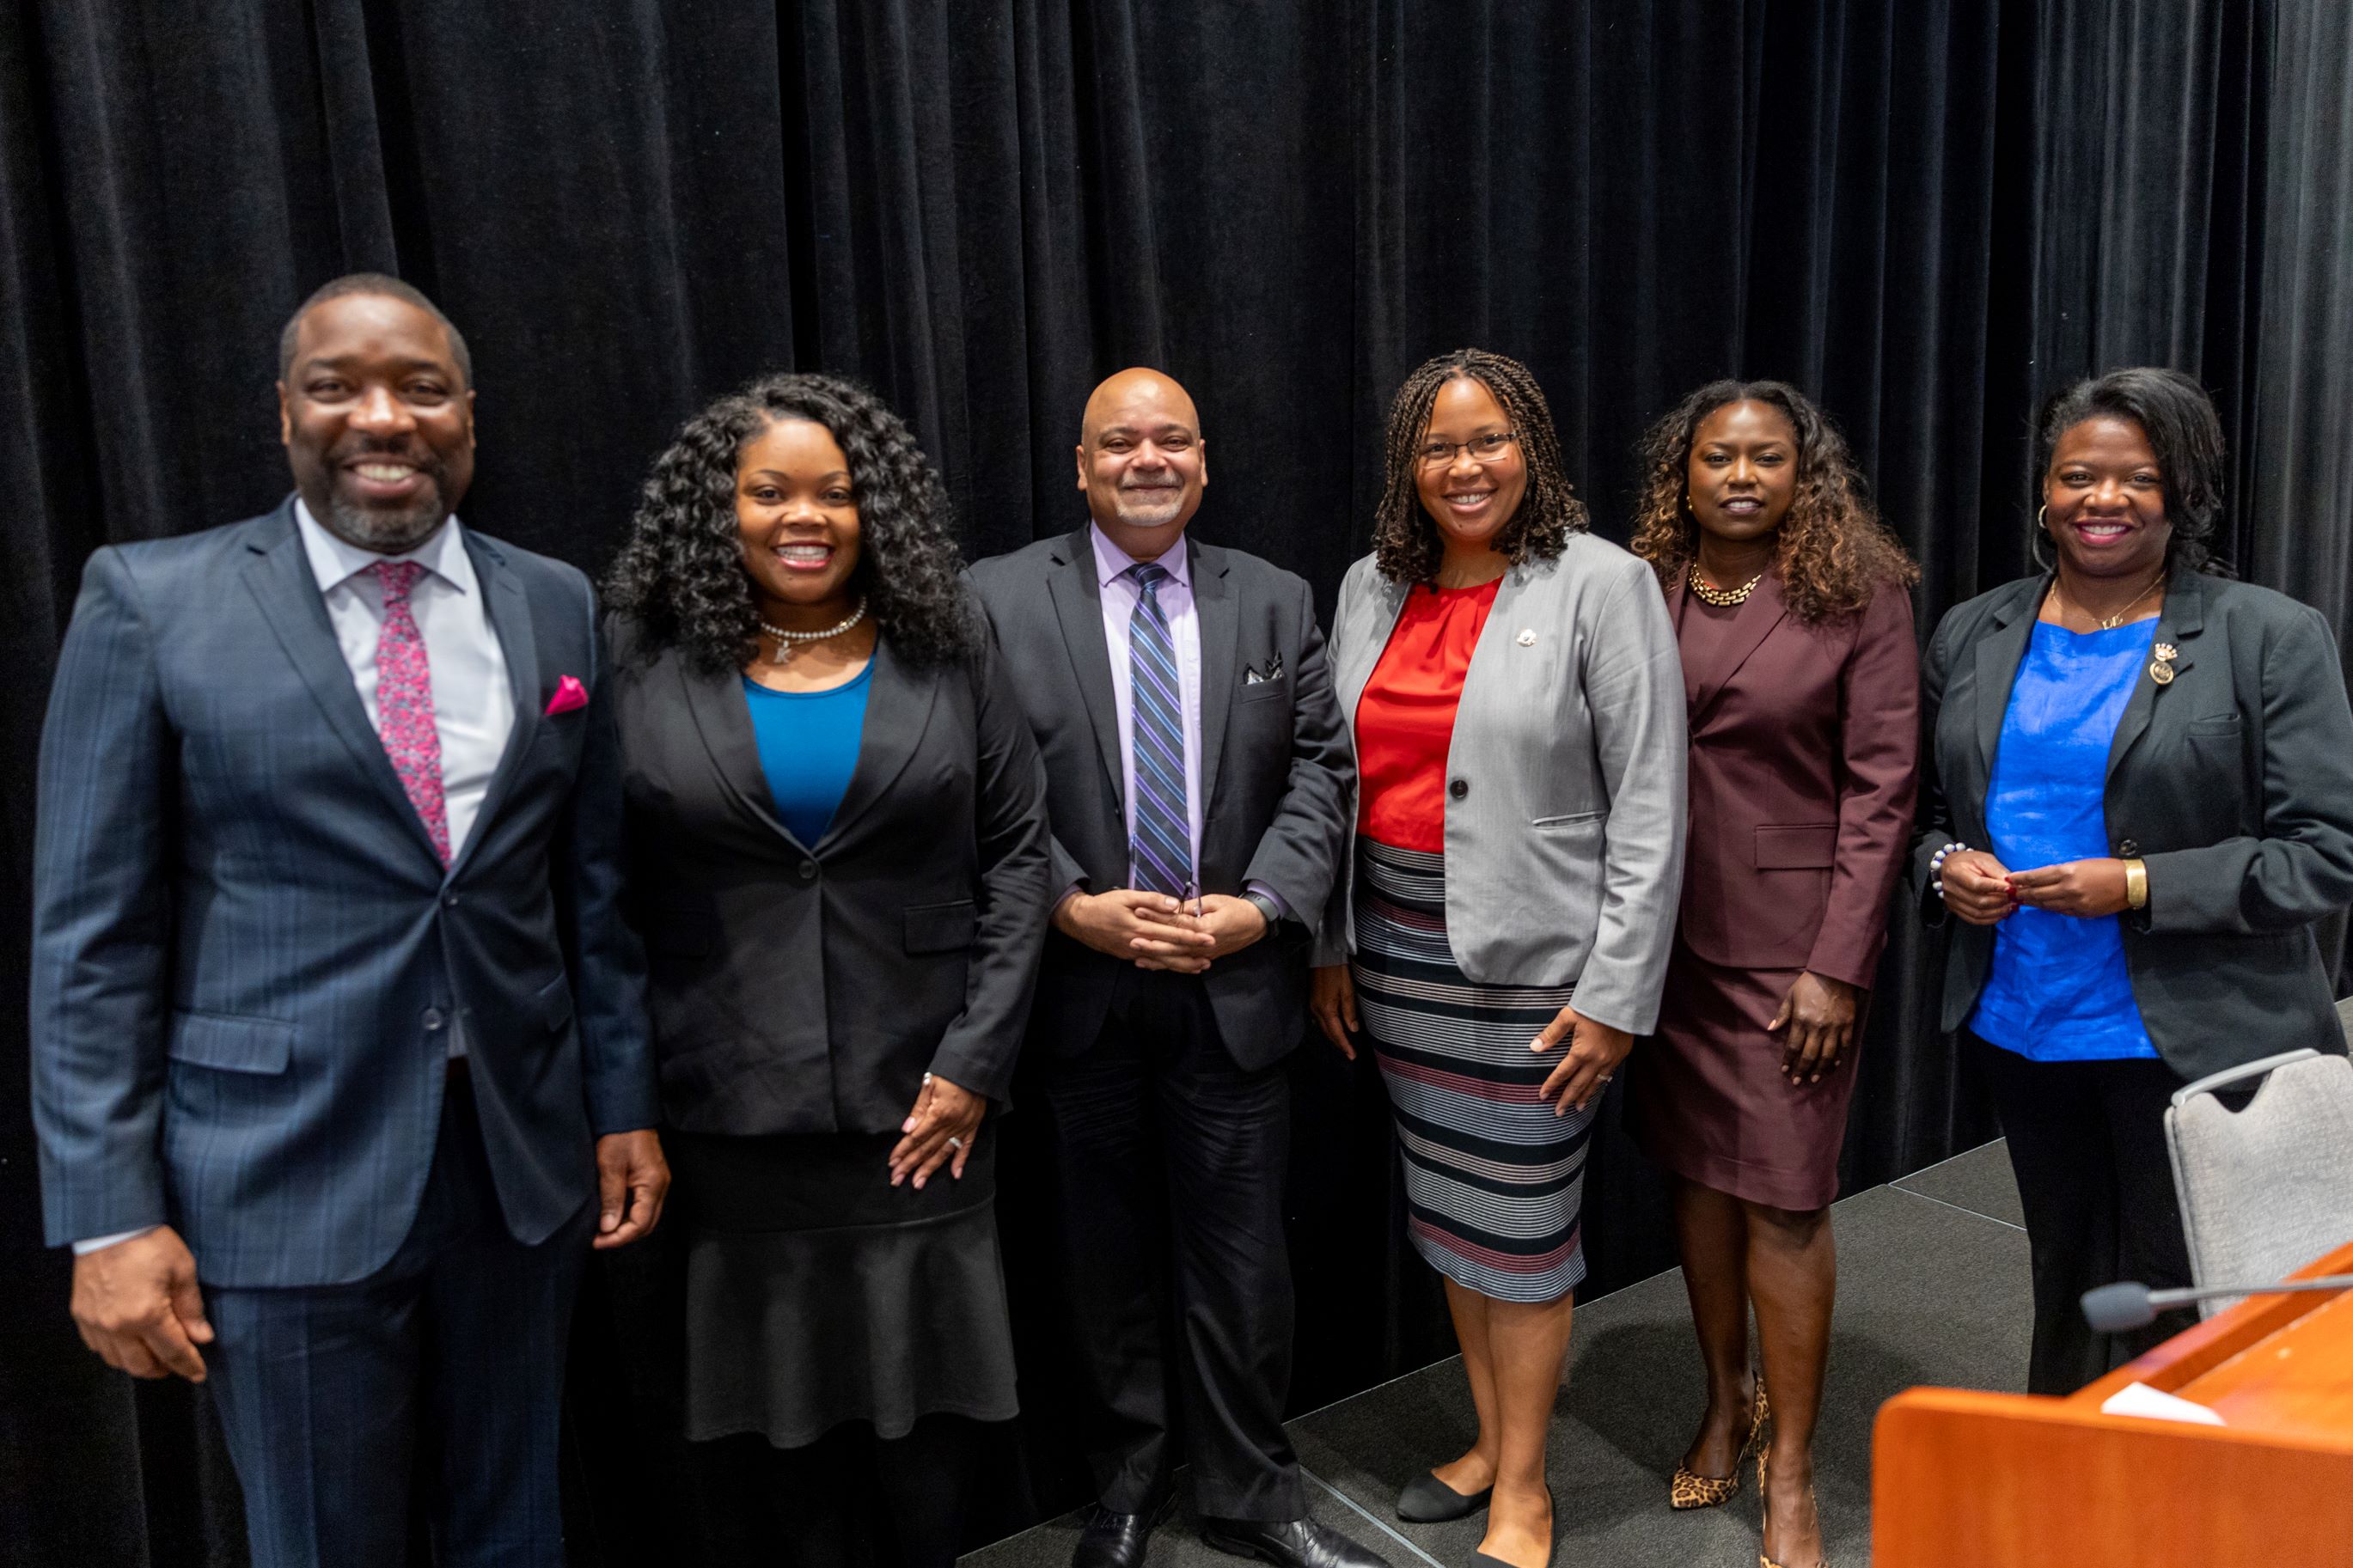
2164, 1020, 2353, 1318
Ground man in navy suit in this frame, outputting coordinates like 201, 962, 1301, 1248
30, 275, 668, 1567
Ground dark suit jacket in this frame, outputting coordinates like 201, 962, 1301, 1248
966, 527, 1353, 1071
1672, 571, 1920, 985
612, 618, 1049, 1135
31, 499, 657, 1288
1914, 569, 2353, 1080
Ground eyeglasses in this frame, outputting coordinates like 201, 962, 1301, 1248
1418, 431, 1520, 467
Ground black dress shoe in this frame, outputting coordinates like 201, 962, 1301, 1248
1397, 1469, 1492, 1522
1199, 1515, 1393, 1568
1073, 1498, 1175, 1568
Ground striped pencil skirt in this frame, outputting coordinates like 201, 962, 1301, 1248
1350, 839, 1593, 1304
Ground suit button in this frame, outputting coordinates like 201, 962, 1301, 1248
1448, 778, 1469, 801
443, 893, 460, 907
423, 1008, 446, 1032
2117, 839, 2140, 857
798, 860, 818, 881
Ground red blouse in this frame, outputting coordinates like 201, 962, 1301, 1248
1354, 577, 1501, 853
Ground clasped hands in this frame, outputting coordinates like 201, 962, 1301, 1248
1938, 849, 2132, 924
1054, 888, 1268, 975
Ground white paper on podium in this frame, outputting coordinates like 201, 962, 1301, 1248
2099, 1381, 2226, 1425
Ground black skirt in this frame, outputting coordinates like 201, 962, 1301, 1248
668, 1127, 1019, 1449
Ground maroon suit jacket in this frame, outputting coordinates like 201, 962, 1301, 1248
1671, 570, 1920, 985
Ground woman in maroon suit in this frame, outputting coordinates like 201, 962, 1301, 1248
1628, 381, 1919, 1568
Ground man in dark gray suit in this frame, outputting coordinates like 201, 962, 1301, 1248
969, 369, 1377, 1568
31, 275, 667, 1568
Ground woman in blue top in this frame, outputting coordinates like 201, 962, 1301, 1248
606, 375, 1050, 1565
1915, 369, 2353, 1394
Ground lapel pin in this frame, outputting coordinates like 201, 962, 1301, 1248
1516, 628, 1537, 646
2149, 643, 2179, 686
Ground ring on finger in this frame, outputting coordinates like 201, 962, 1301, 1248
945, 1135, 964, 1150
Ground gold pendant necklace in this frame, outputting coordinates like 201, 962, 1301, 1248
1688, 565, 1764, 607
2053, 570, 2165, 631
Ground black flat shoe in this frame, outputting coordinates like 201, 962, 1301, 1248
1073, 1497, 1176, 1568
1397, 1469, 1492, 1522
1199, 1515, 1392, 1568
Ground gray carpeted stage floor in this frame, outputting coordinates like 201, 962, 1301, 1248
963, 1138, 2031, 1568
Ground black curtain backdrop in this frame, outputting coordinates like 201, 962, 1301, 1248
5, 3, 2349, 1563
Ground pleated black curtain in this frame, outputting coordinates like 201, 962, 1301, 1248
4, 2, 2348, 1562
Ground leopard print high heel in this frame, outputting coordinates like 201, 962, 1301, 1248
1668, 1376, 1769, 1509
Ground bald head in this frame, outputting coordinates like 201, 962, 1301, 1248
1076, 368, 1207, 557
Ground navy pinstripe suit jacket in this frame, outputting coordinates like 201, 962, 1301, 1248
31, 498, 658, 1288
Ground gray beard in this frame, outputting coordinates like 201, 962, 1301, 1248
323, 492, 448, 554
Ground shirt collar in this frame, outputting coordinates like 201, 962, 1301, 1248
294, 496, 477, 598
1090, 522, 1190, 589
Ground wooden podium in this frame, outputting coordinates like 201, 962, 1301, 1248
1873, 1239, 2353, 1566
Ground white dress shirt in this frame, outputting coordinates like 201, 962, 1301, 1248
1091, 524, 1205, 877
74, 503, 517, 1254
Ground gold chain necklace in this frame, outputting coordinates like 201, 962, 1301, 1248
1688, 565, 1765, 607
2052, 570, 2165, 631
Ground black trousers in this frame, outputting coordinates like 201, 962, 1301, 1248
1976, 1034, 2193, 1395
1034, 968, 1304, 1522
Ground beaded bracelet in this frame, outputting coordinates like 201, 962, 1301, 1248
1928, 841, 1967, 897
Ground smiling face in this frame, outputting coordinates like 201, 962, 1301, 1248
1685, 398, 1797, 546
2042, 414, 2173, 583
735, 416, 864, 620
278, 292, 475, 552
1076, 369, 1207, 560
1413, 375, 1528, 551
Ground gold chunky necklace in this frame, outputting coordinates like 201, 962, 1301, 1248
1688, 565, 1765, 607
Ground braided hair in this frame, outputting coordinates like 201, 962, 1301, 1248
1371, 349, 1587, 584
605, 373, 977, 673
1629, 379, 1916, 623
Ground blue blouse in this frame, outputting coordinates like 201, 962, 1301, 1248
1968, 619, 2158, 1062
742, 663, 873, 847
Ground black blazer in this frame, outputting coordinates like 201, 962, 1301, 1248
966, 528, 1354, 1070
612, 618, 1050, 1136
1913, 569, 2353, 1081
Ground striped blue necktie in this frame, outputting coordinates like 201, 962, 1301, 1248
1125, 562, 1193, 895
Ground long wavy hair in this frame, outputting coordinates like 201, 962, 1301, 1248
605, 373, 976, 673
2033, 366, 2233, 578
1370, 349, 1587, 584
1630, 379, 1917, 622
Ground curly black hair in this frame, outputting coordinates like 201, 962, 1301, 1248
2034, 367, 2234, 578
604, 373, 977, 673
1630, 379, 1917, 623
1371, 349, 1587, 584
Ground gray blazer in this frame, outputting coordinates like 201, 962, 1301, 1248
1315, 535, 1688, 1035
1914, 569, 2353, 1081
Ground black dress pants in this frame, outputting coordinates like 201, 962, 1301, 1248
1036, 968, 1305, 1522
1976, 1034, 2193, 1394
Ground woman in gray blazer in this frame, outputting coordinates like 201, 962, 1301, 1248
1308, 349, 1686, 1568
605, 375, 1049, 1567
1917, 368, 2353, 1396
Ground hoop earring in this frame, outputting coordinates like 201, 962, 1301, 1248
2030, 505, 2056, 571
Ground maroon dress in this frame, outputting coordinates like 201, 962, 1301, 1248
1628, 571, 1919, 1211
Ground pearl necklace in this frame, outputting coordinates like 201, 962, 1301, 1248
1688, 566, 1764, 607
758, 597, 868, 651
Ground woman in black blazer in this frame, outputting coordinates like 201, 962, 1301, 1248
1916, 368, 2353, 1395
605, 374, 1049, 1566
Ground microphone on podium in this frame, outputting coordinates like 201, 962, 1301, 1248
2081, 1275, 2353, 1333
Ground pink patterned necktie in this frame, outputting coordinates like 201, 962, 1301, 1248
366, 561, 450, 864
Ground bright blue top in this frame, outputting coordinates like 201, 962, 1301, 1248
742, 662, 873, 847
1968, 619, 2158, 1062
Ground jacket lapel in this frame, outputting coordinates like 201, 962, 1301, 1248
1334, 573, 1410, 717
680, 656, 808, 851
820, 638, 936, 850
1046, 528, 1127, 808
1684, 569, 1791, 727
239, 502, 443, 867
1193, 539, 1238, 805
1973, 579, 2044, 784
2106, 570, 2205, 784
445, 531, 539, 880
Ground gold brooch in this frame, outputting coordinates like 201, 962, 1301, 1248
2149, 643, 2179, 686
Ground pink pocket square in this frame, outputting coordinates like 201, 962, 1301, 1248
543, 675, 588, 717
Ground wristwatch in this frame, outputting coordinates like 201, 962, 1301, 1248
1242, 890, 1283, 929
